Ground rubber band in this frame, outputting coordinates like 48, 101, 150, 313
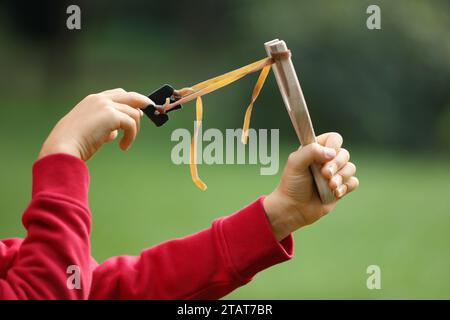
189, 96, 207, 191
241, 64, 272, 144
164, 58, 274, 112
171, 52, 290, 190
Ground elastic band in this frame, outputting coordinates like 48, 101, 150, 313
170, 52, 291, 190
190, 96, 207, 191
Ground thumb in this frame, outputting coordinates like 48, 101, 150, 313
287, 143, 336, 172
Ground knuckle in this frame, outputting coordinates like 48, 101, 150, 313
287, 152, 297, 165
132, 108, 140, 119
91, 93, 108, 104
348, 162, 356, 173
122, 115, 132, 125
85, 93, 98, 102
104, 105, 116, 116
335, 132, 343, 141
330, 131, 343, 142
341, 148, 350, 160
309, 143, 320, 153
128, 91, 140, 97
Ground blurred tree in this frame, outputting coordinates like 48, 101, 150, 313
2, 0, 83, 87
0, 0, 449, 151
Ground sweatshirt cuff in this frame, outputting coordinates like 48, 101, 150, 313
214, 197, 294, 282
32, 153, 90, 205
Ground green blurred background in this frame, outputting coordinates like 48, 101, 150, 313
0, 0, 449, 299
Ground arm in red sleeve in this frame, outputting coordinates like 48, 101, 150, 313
89, 197, 294, 300
0, 154, 92, 299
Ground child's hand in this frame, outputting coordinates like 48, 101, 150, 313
39, 88, 153, 161
263, 132, 359, 240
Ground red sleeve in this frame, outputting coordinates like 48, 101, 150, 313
89, 197, 294, 300
0, 154, 92, 299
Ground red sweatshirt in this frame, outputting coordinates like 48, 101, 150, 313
0, 154, 293, 300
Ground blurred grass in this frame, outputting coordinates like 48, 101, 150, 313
0, 0, 449, 298
0, 111, 449, 299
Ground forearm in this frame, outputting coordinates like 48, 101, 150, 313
89, 197, 293, 300
0, 154, 92, 299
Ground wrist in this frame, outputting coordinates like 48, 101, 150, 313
263, 191, 304, 241
39, 141, 82, 161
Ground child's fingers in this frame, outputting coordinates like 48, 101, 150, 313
109, 91, 153, 109
113, 102, 142, 132
116, 111, 138, 151
329, 173, 343, 190
336, 162, 356, 182
316, 132, 343, 151
335, 176, 359, 198
107, 130, 119, 142
328, 162, 356, 189
334, 183, 347, 198
345, 176, 359, 195
321, 148, 350, 178
288, 143, 336, 173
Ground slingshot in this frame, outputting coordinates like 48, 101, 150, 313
144, 39, 335, 204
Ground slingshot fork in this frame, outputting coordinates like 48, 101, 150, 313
265, 39, 336, 204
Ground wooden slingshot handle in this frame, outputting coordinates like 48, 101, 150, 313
265, 39, 336, 204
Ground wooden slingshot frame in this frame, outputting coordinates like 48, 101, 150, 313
146, 39, 335, 204
265, 39, 335, 204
